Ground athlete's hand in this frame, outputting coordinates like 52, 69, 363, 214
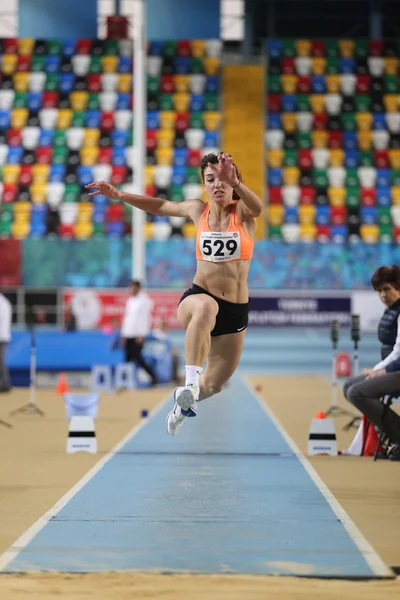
361, 367, 373, 376
366, 368, 386, 379
86, 181, 122, 200
207, 152, 240, 188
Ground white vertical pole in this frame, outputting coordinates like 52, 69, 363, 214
132, 0, 146, 282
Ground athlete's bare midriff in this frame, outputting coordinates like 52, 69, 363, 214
193, 259, 251, 303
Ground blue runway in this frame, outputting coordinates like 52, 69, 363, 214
3, 377, 389, 577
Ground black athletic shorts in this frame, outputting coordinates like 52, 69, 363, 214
179, 283, 249, 337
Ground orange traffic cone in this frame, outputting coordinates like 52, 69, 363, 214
315, 411, 326, 419
56, 372, 69, 395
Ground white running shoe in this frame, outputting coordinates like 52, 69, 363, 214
166, 386, 198, 436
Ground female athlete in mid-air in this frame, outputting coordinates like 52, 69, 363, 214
86, 152, 263, 435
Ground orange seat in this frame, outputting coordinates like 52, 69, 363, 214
157, 129, 174, 148
300, 223, 317, 241
203, 111, 220, 131
311, 58, 326, 75
174, 75, 190, 93
173, 92, 190, 112
117, 74, 132, 93
357, 131, 372, 150
299, 205, 315, 225
155, 147, 173, 165
389, 152, 400, 170
384, 57, 398, 76
328, 187, 346, 207
101, 56, 118, 73
295, 40, 311, 57
339, 40, 354, 58
18, 38, 34, 56
268, 149, 284, 168
159, 111, 177, 129
191, 40, 206, 58
356, 112, 372, 131
282, 113, 297, 133
204, 57, 219, 75
329, 149, 344, 167
32, 164, 50, 184
326, 75, 340, 93
83, 128, 101, 147
268, 205, 284, 226
283, 167, 300, 186
384, 95, 399, 113
281, 75, 297, 94
13, 72, 29, 92
57, 109, 73, 129
70, 92, 88, 112
310, 95, 325, 113
312, 131, 329, 148
2, 54, 18, 75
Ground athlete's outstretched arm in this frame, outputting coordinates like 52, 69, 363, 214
85, 180, 198, 218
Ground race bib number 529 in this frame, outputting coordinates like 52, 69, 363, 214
200, 231, 240, 262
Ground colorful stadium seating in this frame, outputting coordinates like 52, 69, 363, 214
266, 39, 400, 243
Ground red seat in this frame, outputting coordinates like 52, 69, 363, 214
281, 58, 296, 75
177, 40, 191, 57
58, 224, 75, 237
106, 204, 124, 222
356, 75, 370, 94
17, 55, 31, 72
300, 186, 316, 204
268, 95, 281, 113
7, 129, 22, 146
188, 149, 201, 167
145, 185, 156, 197
43, 91, 59, 108
4, 38, 18, 54
369, 40, 383, 57
298, 149, 312, 169
20, 165, 33, 186
361, 188, 376, 206
2, 183, 18, 203
313, 113, 328, 130
297, 76, 312, 94
312, 41, 326, 57
98, 147, 112, 164
394, 227, 400, 243
36, 146, 53, 164
328, 131, 343, 149
331, 206, 347, 225
77, 39, 92, 55
146, 130, 158, 151
161, 75, 175, 93
175, 111, 189, 133
269, 186, 282, 204
317, 225, 331, 241
87, 74, 102, 93
374, 150, 389, 168
101, 111, 115, 131
110, 166, 127, 186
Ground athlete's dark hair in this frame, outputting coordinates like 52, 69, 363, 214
371, 266, 400, 291
200, 152, 243, 200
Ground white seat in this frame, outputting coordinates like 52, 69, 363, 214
101, 73, 118, 92
368, 57, 384, 77
154, 165, 172, 188
119, 39, 133, 56
206, 39, 222, 58
184, 128, 205, 149
312, 148, 329, 169
147, 56, 162, 76
91, 365, 113, 393
296, 112, 313, 132
66, 127, 85, 150
325, 94, 342, 115
295, 57, 311, 76
92, 164, 112, 182
372, 130, 389, 150
0, 90, 15, 110
125, 146, 136, 169
29, 72, 46, 92
328, 167, 346, 187
153, 221, 172, 240
47, 182, 65, 208
391, 206, 400, 226
99, 92, 117, 112
114, 109, 132, 130
282, 224, 300, 242
340, 74, 356, 95
358, 167, 377, 188
189, 74, 206, 94
202, 145, 219, 156
169, 216, 186, 228
183, 184, 202, 201
60, 203, 78, 225
386, 113, 400, 134
282, 186, 300, 206
266, 130, 284, 149
71, 55, 90, 76
0, 144, 8, 164
21, 126, 40, 149
114, 363, 136, 390
39, 108, 58, 129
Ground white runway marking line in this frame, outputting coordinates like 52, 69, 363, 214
0, 392, 172, 572
242, 376, 394, 580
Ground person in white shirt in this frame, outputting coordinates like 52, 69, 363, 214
120, 281, 158, 386
0, 292, 12, 392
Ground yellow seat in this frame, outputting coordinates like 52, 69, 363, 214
311, 58, 327, 75
13, 72, 29, 92
268, 149, 284, 168
173, 92, 190, 112
328, 187, 346, 207
281, 75, 297, 94
11, 108, 28, 129
56, 109, 73, 129
312, 131, 328, 148
3, 164, 20, 185
191, 40, 206, 58
144, 222, 154, 239
360, 224, 379, 243
384, 95, 399, 113
390, 152, 400, 170
295, 40, 311, 57
384, 57, 398, 76
83, 128, 101, 147
75, 222, 93, 239
299, 205, 315, 225
356, 112, 372, 131
2, 54, 18, 75
268, 205, 284, 226
282, 113, 297, 133
118, 74, 132, 93
174, 75, 190, 93
204, 57, 219, 75
101, 56, 118, 73
203, 111, 220, 131
283, 167, 300, 186
155, 147, 173, 165
357, 131, 372, 150
329, 149, 344, 167
18, 38, 34, 55
80, 147, 99, 166
391, 186, 400, 204
157, 129, 174, 148
145, 165, 155, 186
300, 223, 317, 241
326, 75, 340, 93
70, 92, 88, 112
159, 110, 177, 129
30, 182, 47, 203
310, 95, 325, 113
12, 221, 30, 239
32, 164, 50, 184
182, 222, 197, 237
339, 40, 354, 58
13, 202, 31, 217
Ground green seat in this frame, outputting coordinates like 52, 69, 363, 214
379, 224, 393, 242
169, 185, 184, 202
313, 168, 328, 188
64, 183, 80, 202
45, 73, 59, 91
269, 75, 281, 93
326, 58, 339, 74
341, 113, 356, 131
0, 210, 13, 224
0, 222, 12, 236
128, 129, 134, 146
326, 40, 339, 58
296, 131, 312, 149
53, 147, 67, 165
204, 93, 218, 111
345, 168, 358, 187
104, 40, 119, 56
268, 225, 282, 240
163, 41, 177, 57
355, 95, 371, 112
347, 187, 360, 207
186, 167, 201, 184
31, 55, 45, 72
71, 112, 86, 127
87, 93, 100, 110
159, 94, 174, 111
90, 56, 102, 73
385, 76, 399, 93
13, 92, 27, 108
54, 130, 67, 148
147, 75, 160, 94
392, 170, 400, 186
190, 112, 203, 128
282, 40, 296, 57
297, 95, 311, 111
359, 151, 374, 167
355, 40, 368, 59
378, 207, 391, 225
47, 39, 62, 55
283, 149, 298, 167
191, 58, 204, 74
93, 224, 105, 236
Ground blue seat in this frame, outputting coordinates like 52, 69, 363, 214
7, 146, 23, 164
331, 225, 347, 242
63, 39, 76, 57
343, 132, 358, 150
49, 165, 66, 182
59, 73, 75, 94
0, 110, 10, 129
93, 195, 108, 210
344, 150, 359, 168
204, 131, 219, 147
267, 40, 282, 58
118, 56, 132, 73
268, 168, 283, 187
173, 148, 188, 166
39, 129, 54, 147
205, 76, 219, 93
172, 166, 187, 186
154, 215, 169, 223
45, 55, 61, 73
315, 206, 330, 225
361, 207, 377, 224
27, 92, 43, 111
340, 58, 355, 74
376, 186, 391, 206
77, 166, 93, 186
268, 113, 281, 130
281, 95, 297, 112
31, 204, 47, 216
190, 94, 204, 112
111, 130, 129, 148
93, 212, 106, 225
148, 41, 164, 56
106, 222, 124, 236
373, 113, 386, 130
113, 148, 126, 166
311, 76, 326, 93
146, 110, 159, 130
284, 206, 298, 224
85, 110, 101, 128
30, 223, 46, 237
175, 57, 191, 74
377, 169, 391, 187
117, 93, 131, 110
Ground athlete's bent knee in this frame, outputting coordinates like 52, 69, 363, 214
203, 380, 223, 397
192, 298, 218, 324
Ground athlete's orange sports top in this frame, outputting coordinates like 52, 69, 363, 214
195, 202, 254, 263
